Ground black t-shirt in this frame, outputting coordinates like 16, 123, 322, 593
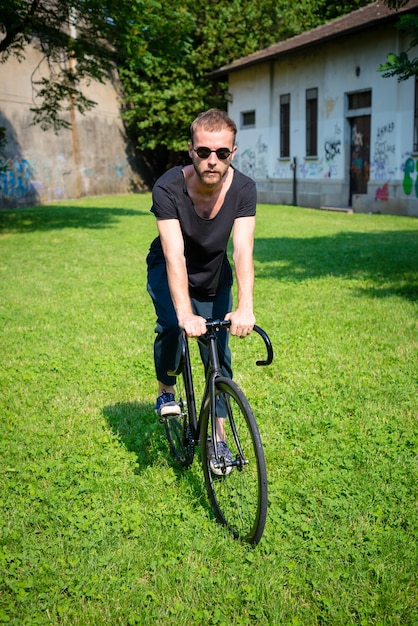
148, 166, 256, 298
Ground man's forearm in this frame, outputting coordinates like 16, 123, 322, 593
165, 257, 194, 320
234, 254, 254, 312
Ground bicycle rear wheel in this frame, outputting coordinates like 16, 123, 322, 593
201, 377, 268, 544
163, 370, 195, 468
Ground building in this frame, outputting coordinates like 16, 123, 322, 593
210, 0, 418, 216
0, 45, 142, 208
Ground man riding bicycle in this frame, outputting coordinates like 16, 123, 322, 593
146, 108, 257, 472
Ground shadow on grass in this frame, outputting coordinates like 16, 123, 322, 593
2, 204, 416, 302
103, 400, 172, 470
0, 204, 147, 233
254, 230, 418, 302
103, 401, 210, 509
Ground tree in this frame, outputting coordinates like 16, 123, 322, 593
378, 0, 418, 80
116, 1, 201, 182
118, 0, 373, 182
0, 0, 133, 131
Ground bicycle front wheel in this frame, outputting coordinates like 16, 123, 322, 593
201, 377, 268, 545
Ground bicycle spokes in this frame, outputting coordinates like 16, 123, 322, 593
202, 377, 267, 545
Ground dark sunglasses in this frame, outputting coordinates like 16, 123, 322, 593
192, 147, 233, 160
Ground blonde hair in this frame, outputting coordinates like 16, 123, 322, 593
190, 109, 237, 144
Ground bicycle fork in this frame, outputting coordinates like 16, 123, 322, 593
206, 334, 248, 474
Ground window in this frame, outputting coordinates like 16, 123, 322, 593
348, 90, 372, 110
280, 94, 290, 158
241, 110, 255, 128
414, 78, 418, 152
306, 88, 318, 157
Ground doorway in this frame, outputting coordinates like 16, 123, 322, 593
349, 115, 371, 205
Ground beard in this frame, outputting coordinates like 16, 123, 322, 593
193, 160, 230, 187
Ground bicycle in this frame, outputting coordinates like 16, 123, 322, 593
160, 319, 273, 545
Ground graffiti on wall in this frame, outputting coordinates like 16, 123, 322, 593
273, 162, 292, 178
375, 182, 389, 201
236, 147, 254, 177
299, 158, 326, 179
373, 152, 418, 201
323, 124, 342, 178
0, 153, 131, 206
0, 158, 37, 201
236, 135, 268, 179
371, 122, 396, 181
402, 153, 418, 197
324, 139, 341, 161
374, 152, 418, 201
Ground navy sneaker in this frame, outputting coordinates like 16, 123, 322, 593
155, 392, 181, 418
208, 440, 233, 476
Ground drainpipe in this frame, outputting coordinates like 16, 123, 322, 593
291, 157, 297, 206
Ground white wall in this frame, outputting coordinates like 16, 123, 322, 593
227, 23, 418, 216
0, 45, 143, 208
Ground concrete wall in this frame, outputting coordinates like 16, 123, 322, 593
0, 45, 143, 208
227, 24, 418, 216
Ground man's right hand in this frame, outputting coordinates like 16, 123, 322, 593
179, 313, 207, 337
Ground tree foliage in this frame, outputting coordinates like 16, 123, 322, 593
378, 12, 418, 81
0, 0, 130, 131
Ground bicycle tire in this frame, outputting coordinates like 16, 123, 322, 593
201, 377, 268, 545
164, 369, 195, 468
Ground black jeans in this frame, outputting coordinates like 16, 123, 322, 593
146, 257, 233, 387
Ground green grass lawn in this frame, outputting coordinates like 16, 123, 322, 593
0, 196, 417, 625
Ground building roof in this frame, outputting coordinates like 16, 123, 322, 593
209, 0, 418, 78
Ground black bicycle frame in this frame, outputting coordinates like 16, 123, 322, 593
169, 319, 273, 447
